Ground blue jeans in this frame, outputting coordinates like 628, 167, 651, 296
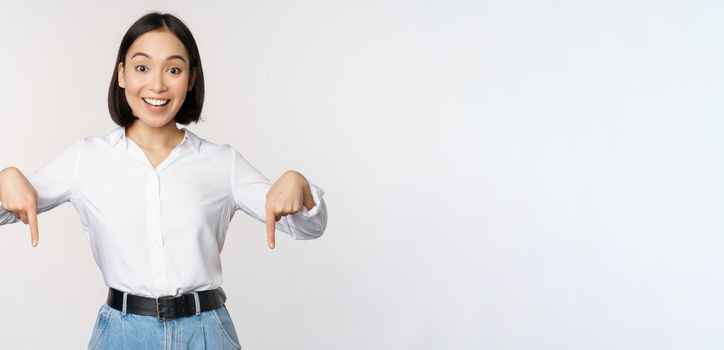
87, 302, 242, 349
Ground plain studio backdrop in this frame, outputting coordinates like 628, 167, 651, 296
0, 0, 722, 349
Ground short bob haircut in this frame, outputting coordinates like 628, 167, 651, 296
108, 12, 204, 127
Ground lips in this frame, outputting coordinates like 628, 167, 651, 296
142, 97, 170, 106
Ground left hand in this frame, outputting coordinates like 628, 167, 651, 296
265, 170, 314, 249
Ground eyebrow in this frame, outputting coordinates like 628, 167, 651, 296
130, 52, 187, 64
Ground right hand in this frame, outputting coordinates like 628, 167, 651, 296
0, 167, 39, 247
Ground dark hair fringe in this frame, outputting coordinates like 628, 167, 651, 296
108, 12, 205, 127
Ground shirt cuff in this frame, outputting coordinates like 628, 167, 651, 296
297, 182, 325, 219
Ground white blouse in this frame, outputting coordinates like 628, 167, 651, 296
0, 126, 327, 298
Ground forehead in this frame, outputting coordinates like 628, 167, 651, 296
126, 29, 189, 61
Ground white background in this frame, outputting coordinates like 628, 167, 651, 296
1, 0, 722, 349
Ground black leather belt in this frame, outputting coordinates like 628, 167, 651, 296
106, 287, 226, 320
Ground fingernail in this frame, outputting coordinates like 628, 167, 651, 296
32, 240, 37, 247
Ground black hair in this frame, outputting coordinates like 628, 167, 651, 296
108, 12, 204, 127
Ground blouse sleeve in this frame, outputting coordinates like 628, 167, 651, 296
229, 146, 328, 240
0, 138, 84, 226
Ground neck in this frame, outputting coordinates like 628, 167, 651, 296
125, 120, 185, 149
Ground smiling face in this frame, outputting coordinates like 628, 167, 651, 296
117, 29, 196, 129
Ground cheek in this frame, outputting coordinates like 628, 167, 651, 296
170, 77, 190, 95
124, 76, 145, 96
124, 88, 137, 104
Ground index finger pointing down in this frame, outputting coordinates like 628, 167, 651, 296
266, 205, 276, 249
27, 207, 39, 247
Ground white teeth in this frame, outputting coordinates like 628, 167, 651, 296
143, 98, 169, 106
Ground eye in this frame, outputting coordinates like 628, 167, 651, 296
168, 67, 182, 75
135, 65, 148, 72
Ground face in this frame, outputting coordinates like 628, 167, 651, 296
117, 29, 196, 129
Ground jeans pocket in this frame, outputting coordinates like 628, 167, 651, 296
211, 305, 242, 349
87, 304, 112, 350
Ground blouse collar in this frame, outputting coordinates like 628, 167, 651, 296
106, 126, 202, 153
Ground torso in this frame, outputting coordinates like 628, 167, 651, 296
139, 146, 175, 168
126, 129, 186, 169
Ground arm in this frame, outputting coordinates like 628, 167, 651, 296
0, 138, 85, 228
229, 146, 328, 242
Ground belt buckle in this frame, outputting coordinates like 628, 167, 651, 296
156, 295, 176, 320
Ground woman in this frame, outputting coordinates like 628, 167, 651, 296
0, 12, 328, 349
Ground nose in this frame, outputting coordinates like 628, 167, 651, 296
149, 69, 167, 93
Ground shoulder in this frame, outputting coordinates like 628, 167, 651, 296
77, 126, 123, 148
180, 128, 241, 156
182, 129, 238, 159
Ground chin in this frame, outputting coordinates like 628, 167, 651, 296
135, 116, 175, 128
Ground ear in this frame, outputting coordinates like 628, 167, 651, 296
187, 67, 197, 92
117, 62, 126, 88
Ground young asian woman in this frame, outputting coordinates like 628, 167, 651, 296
0, 11, 328, 350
